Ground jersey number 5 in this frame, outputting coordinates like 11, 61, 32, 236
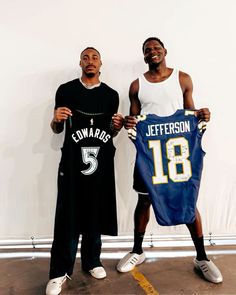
81, 147, 100, 175
148, 137, 192, 184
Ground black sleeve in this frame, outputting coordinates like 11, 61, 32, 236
112, 91, 119, 114
54, 85, 65, 110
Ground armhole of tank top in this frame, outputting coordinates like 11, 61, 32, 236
138, 76, 142, 99
175, 69, 180, 83
176, 69, 183, 97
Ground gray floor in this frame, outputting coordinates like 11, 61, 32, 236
1, 245, 236, 295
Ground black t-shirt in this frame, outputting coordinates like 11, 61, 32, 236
55, 78, 119, 114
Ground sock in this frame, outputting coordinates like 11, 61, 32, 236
132, 231, 145, 254
193, 236, 209, 261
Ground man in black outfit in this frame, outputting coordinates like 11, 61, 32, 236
46, 47, 123, 295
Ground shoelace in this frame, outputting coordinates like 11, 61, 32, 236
65, 274, 72, 281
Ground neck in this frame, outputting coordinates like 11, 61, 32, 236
80, 74, 101, 90
148, 61, 167, 74
81, 73, 100, 86
145, 64, 173, 83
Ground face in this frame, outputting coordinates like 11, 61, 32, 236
143, 40, 167, 65
80, 49, 102, 77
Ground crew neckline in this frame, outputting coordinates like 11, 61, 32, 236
79, 78, 101, 89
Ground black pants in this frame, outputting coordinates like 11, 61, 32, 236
49, 233, 102, 279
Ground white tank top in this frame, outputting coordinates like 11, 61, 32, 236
139, 69, 183, 116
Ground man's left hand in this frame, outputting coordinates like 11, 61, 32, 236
112, 113, 124, 131
196, 108, 211, 122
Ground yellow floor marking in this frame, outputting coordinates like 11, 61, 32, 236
131, 267, 160, 295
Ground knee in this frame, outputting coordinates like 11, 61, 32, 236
137, 194, 151, 210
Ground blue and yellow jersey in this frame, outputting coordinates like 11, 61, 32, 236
128, 109, 206, 226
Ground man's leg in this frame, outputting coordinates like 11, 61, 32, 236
186, 208, 208, 261
80, 234, 106, 279
186, 208, 223, 283
46, 236, 79, 295
80, 233, 102, 271
49, 236, 79, 279
132, 194, 151, 254
117, 194, 150, 272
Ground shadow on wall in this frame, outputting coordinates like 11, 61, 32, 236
0, 68, 78, 239
1, 101, 65, 239
32, 103, 65, 238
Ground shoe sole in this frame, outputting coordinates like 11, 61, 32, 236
89, 273, 106, 279
89, 269, 107, 280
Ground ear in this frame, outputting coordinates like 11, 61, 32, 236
144, 56, 148, 64
164, 49, 167, 56
79, 60, 82, 68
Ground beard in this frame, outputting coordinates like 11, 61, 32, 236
85, 72, 96, 78
149, 62, 161, 69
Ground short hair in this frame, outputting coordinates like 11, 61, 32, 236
142, 37, 165, 52
80, 47, 101, 58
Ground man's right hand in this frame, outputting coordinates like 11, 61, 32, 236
53, 107, 72, 123
124, 116, 137, 130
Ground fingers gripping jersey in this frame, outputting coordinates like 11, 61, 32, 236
129, 110, 206, 226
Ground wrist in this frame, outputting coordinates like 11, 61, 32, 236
53, 118, 63, 124
51, 119, 64, 134
110, 123, 122, 132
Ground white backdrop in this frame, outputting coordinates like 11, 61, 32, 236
1, 0, 236, 240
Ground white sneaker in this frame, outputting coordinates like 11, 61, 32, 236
89, 266, 107, 279
46, 274, 70, 295
117, 252, 146, 273
194, 258, 223, 283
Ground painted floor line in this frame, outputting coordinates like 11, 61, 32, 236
131, 267, 159, 295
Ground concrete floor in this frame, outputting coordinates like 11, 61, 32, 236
1, 245, 236, 295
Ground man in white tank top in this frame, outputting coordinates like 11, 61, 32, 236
116, 37, 222, 284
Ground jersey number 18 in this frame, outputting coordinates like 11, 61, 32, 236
148, 137, 192, 184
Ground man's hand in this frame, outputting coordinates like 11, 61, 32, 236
124, 115, 138, 130
196, 108, 211, 122
112, 113, 124, 131
51, 107, 72, 134
53, 107, 72, 123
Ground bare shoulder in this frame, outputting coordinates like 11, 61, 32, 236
179, 70, 192, 80
129, 78, 139, 97
179, 70, 193, 91
130, 78, 139, 91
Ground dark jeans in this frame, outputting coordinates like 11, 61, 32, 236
49, 233, 102, 279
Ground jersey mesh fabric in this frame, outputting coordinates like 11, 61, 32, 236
132, 110, 205, 226
54, 111, 117, 237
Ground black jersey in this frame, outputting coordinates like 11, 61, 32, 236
54, 110, 118, 237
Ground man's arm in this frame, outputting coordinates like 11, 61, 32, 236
124, 79, 141, 129
180, 71, 211, 122
111, 113, 124, 137
50, 107, 72, 134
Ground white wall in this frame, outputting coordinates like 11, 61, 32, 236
1, 0, 236, 239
